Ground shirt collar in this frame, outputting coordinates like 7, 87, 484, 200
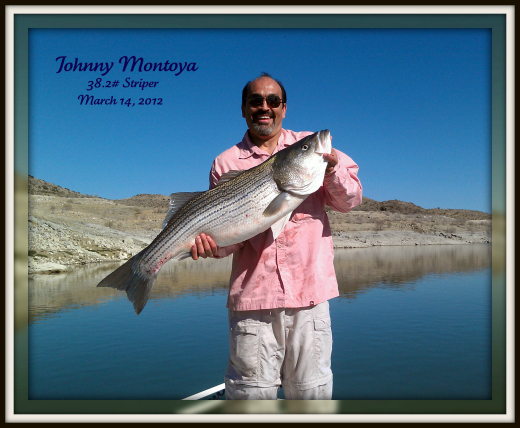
238, 129, 289, 159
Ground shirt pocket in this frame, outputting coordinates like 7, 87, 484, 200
290, 212, 317, 224
290, 193, 324, 223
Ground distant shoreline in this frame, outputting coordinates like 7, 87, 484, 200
23, 176, 491, 275
332, 231, 490, 249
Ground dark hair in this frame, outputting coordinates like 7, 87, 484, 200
241, 72, 287, 106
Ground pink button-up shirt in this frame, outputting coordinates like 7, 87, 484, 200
210, 129, 362, 311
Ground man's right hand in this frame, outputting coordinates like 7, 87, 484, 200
191, 233, 219, 260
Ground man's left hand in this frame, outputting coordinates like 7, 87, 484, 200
323, 148, 338, 175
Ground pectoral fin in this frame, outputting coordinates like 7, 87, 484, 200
270, 212, 292, 239
263, 192, 292, 217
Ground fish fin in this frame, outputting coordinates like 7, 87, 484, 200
162, 192, 204, 229
263, 192, 292, 217
174, 252, 192, 261
97, 254, 157, 315
271, 212, 292, 240
215, 170, 244, 186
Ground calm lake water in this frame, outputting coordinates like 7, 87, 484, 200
26, 244, 491, 400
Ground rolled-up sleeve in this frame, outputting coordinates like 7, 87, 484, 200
322, 149, 362, 213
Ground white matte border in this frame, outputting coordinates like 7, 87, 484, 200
5, 4, 515, 423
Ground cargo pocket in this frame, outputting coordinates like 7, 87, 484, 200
313, 317, 333, 378
229, 322, 260, 382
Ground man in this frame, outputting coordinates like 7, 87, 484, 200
191, 73, 362, 400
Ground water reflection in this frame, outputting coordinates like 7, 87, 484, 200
28, 244, 490, 324
28, 257, 232, 324
334, 244, 490, 298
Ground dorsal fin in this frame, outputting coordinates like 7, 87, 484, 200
161, 192, 203, 229
215, 170, 244, 186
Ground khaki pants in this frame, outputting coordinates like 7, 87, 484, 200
225, 301, 333, 400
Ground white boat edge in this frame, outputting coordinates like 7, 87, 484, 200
182, 383, 226, 400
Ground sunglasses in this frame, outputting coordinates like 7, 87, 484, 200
246, 94, 285, 108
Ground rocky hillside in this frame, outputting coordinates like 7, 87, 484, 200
347, 197, 491, 220
29, 175, 491, 220
28, 175, 99, 199
26, 176, 492, 273
114, 194, 170, 209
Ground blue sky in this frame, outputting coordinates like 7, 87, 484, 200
29, 28, 491, 212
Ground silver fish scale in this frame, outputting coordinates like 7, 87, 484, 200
97, 130, 331, 315
139, 158, 280, 268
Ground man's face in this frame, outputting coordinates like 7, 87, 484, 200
242, 77, 287, 139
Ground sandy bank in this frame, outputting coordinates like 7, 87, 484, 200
332, 230, 490, 249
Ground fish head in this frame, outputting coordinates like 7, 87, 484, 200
272, 130, 332, 196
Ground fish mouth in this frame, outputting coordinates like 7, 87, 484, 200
314, 129, 331, 155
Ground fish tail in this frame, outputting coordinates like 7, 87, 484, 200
97, 253, 157, 315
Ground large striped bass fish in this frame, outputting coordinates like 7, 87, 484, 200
97, 130, 332, 314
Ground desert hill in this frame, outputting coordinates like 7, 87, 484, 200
26, 176, 491, 273
28, 175, 98, 199
28, 175, 491, 220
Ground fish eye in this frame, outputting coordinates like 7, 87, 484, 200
301, 144, 309, 151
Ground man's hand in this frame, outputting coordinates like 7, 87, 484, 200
323, 147, 338, 175
191, 233, 219, 260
